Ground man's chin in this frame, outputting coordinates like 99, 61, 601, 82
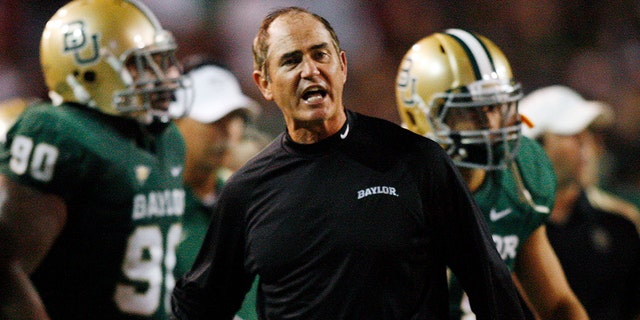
296, 104, 340, 122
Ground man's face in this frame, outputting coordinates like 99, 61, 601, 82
441, 101, 521, 170
125, 51, 181, 114
445, 102, 519, 133
179, 112, 247, 174
543, 131, 592, 187
255, 13, 347, 126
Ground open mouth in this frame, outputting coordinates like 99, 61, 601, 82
152, 90, 176, 103
148, 91, 176, 111
302, 87, 327, 103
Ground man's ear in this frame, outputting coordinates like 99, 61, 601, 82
253, 70, 273, 101
340, 51, 347, 83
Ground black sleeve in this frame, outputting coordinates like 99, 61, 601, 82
426, 146, 525, 320
171, 180, 254, 319
625, 223, 640, 319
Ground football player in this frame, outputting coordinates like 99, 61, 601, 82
0, 0, 190, 319
396, 29, 589, 320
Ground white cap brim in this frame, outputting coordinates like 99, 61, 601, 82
520, 85, 608, 138
174, 65, 259, 123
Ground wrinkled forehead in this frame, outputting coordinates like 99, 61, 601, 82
267, 13, 333, 55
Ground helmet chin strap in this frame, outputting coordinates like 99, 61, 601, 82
65, 74, 92, 105
447, 132, 468, 164
509, 161, 550, 213
448, 133, 502, 170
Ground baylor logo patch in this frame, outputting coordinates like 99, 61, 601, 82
63, 21, 100, 64
135, 165, 151, 184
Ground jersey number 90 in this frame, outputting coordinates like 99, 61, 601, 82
9, 135, 58, 182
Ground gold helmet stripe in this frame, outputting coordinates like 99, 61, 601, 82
444, 29, 495, 81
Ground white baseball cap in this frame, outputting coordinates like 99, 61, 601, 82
175, 64, 259, 123
519, 85, 611, 139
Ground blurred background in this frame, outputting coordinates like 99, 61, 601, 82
2, 0, 640, 201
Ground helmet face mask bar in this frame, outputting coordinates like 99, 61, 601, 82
432, 79, 523, 170
396, 29, 524, 170
114, 33, 191, 124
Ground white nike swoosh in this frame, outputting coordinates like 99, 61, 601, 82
340, 124, 349, 139
489, 208, 512, 221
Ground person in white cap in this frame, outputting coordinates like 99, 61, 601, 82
520, 85, 640, 320
174, 58, 260, 210
173, 57, 267, 320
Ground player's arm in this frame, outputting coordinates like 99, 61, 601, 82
514, 225, 589, 320
0, 174, 67, 320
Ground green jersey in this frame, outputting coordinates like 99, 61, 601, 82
175, 187, 212, 279
449, 136, 556, 319
0, 103, 186, 320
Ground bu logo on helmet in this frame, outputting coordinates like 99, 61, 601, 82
396, 57, 418, 107
63, 21, 99, 64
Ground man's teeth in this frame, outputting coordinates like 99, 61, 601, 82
305, 92, 323, 103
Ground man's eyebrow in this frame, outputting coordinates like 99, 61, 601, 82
310, 42, 329, 51
278, 43, 330, 64
279, 50, 301, 64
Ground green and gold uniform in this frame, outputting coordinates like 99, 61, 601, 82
449, 136, 556, 319
0, 103, 186, 320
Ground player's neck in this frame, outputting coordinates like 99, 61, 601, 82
461, 168, 486, 193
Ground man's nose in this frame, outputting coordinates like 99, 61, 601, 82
300, 57, 320, 78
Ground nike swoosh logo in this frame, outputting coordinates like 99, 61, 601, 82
340, 124, 349, 139
489, 208, 512, 221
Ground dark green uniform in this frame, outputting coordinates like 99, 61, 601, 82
0, 103, 186, 320
175, 187, 212, 279
449, 136, 556, 319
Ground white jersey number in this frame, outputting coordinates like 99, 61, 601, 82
115, 223, 182, 316
9, 135, 58, 182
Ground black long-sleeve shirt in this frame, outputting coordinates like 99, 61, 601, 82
172, 110, 525, 320
547, 190, 640, 320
